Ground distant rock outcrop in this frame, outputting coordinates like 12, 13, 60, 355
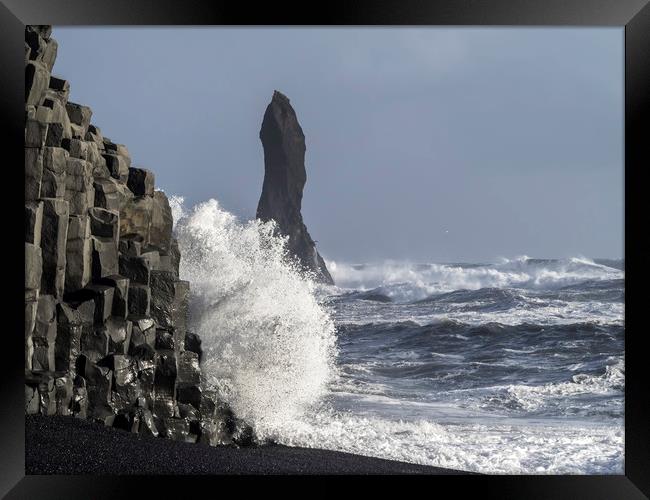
257, 91, 334, 285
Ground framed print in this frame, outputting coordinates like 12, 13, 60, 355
2, 0, 649, 498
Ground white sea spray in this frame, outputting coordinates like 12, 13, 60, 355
171, 197, 337, 430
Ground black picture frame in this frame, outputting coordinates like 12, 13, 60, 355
2, 0, 648, 497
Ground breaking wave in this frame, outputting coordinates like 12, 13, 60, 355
327, 257, 623, 303
480, 359, 625, 415
171, 197, 337, 430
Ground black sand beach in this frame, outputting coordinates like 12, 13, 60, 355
25, 416, 468, 475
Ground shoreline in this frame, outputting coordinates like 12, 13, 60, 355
26, 415, 470, 475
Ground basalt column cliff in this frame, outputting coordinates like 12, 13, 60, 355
24, 25, 244, 445
257, 91, 334, 285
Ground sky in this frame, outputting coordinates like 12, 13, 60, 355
53, 27, 623, 263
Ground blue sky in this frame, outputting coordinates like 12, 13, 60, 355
53, 27, 623, 262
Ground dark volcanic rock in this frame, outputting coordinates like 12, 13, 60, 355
79, 324, 110, 363
91, 236, 119, 279
128, 283, 151, 316
25, 242, 43, 291
128, 316, 156, 350
120, 196, 153, 244
65, 214, 92, 292
25, 60, 49, 107
40, 198, 69, 299
168, 237, 181, 277
119, 254, 151, 285
102, 152, 129, 182
119, 235, 144, 257
77, 356, 114, 421
153, 349, 177, 419
65, 157, 94, 214
25, 147, 43, 201
65, 101, 92, 138
26, 117, 49, 148
127, 167, 155, 196
88, 207, 119, 240
33, 295, 58, 371
155, 328, 176, 351
25, 292, 38, 371
257, 90, 333, 284
150, 191, 173, 253
25, 201, 43, 245
55, 302, 84, 373
184, 331, 202, 363
98, 274, 130, 318
41, 146, 68, 198
177, 351, 201, 388
150, 271, 189, 333
93, 178, 120, 211
23, 25, 249, 452
105, 317, 133, 355
25, 371, 57, 415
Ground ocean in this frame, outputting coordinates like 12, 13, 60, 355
172, 197, 624, 474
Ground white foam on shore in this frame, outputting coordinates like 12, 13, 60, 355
256, 408, 623, 474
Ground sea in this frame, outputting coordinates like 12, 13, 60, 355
171, 197, 624, 474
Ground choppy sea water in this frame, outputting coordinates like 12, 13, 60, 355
172, 197, 624, 474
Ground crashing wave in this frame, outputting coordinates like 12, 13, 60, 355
170, 196, 337, 431
326, 256, 624, 302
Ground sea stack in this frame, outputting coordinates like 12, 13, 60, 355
257, 91, 334, 285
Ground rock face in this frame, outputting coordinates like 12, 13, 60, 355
257, 91, 334, 285
23, 25, 247, 446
